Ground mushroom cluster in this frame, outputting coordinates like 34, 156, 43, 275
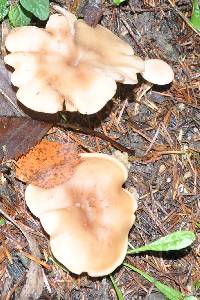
5, 11, 174, 115
16, 141, 138, 276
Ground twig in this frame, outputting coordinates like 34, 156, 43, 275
18, 250, 51, 271
57, 122, 136, 155
116, 99, 128, 126
0, 88, 25, 116
144, 125, 161, 155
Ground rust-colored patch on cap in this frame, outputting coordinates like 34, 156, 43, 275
16, 140, 81, 188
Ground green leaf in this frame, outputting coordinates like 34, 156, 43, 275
127, 231, 196, 254
155, 281, 184, 300
110, 276, 124, 300
0, 217, 6, 226
196, 221, 200, 229
194, 280, 200, 290
0, 0, 8, 21
124, 263, 184, 300
113, 0, 126, 6
190, 0, 200, 31
20, 0, 49, 21
9, 4, 32, 27
184, 297, 199, 300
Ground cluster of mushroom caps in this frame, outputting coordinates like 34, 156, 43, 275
8, 10, 174, 276
4, 11, 174, 115
16, 141, 138, 277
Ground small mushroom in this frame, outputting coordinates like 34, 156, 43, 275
25, 153, 138, 276
142, 59, 174, 85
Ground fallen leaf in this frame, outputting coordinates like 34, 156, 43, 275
0, 117, 52, 162
16, 140, 81, 188
0, 58, 24, 116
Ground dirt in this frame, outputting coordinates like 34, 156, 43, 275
0, 0, 199, 299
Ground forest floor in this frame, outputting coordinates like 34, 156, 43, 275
0, 0, 199, 299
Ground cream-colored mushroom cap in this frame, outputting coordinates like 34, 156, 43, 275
5, 14, 117, 114
142, 59, 174, 85
4, 12, 145, 114
75, 20, 145, 84
25, 153, 137, 277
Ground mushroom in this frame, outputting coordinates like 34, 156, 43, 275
142, 59, 174, 85
4, 12, 174, 115
24, 153, 138, 276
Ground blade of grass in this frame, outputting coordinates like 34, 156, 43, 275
127, 231, 195, 254
113, 0, 126, 5
110, 276, 124, 300
124, 263, 184, 300
184, 297, 199, 300
190, 0, 200, 31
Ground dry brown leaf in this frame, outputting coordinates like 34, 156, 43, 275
16, 140, 81, 188
0, 59, 23, 117
0, 117, 52, 162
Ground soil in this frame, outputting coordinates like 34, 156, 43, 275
0, 0, 199, 299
